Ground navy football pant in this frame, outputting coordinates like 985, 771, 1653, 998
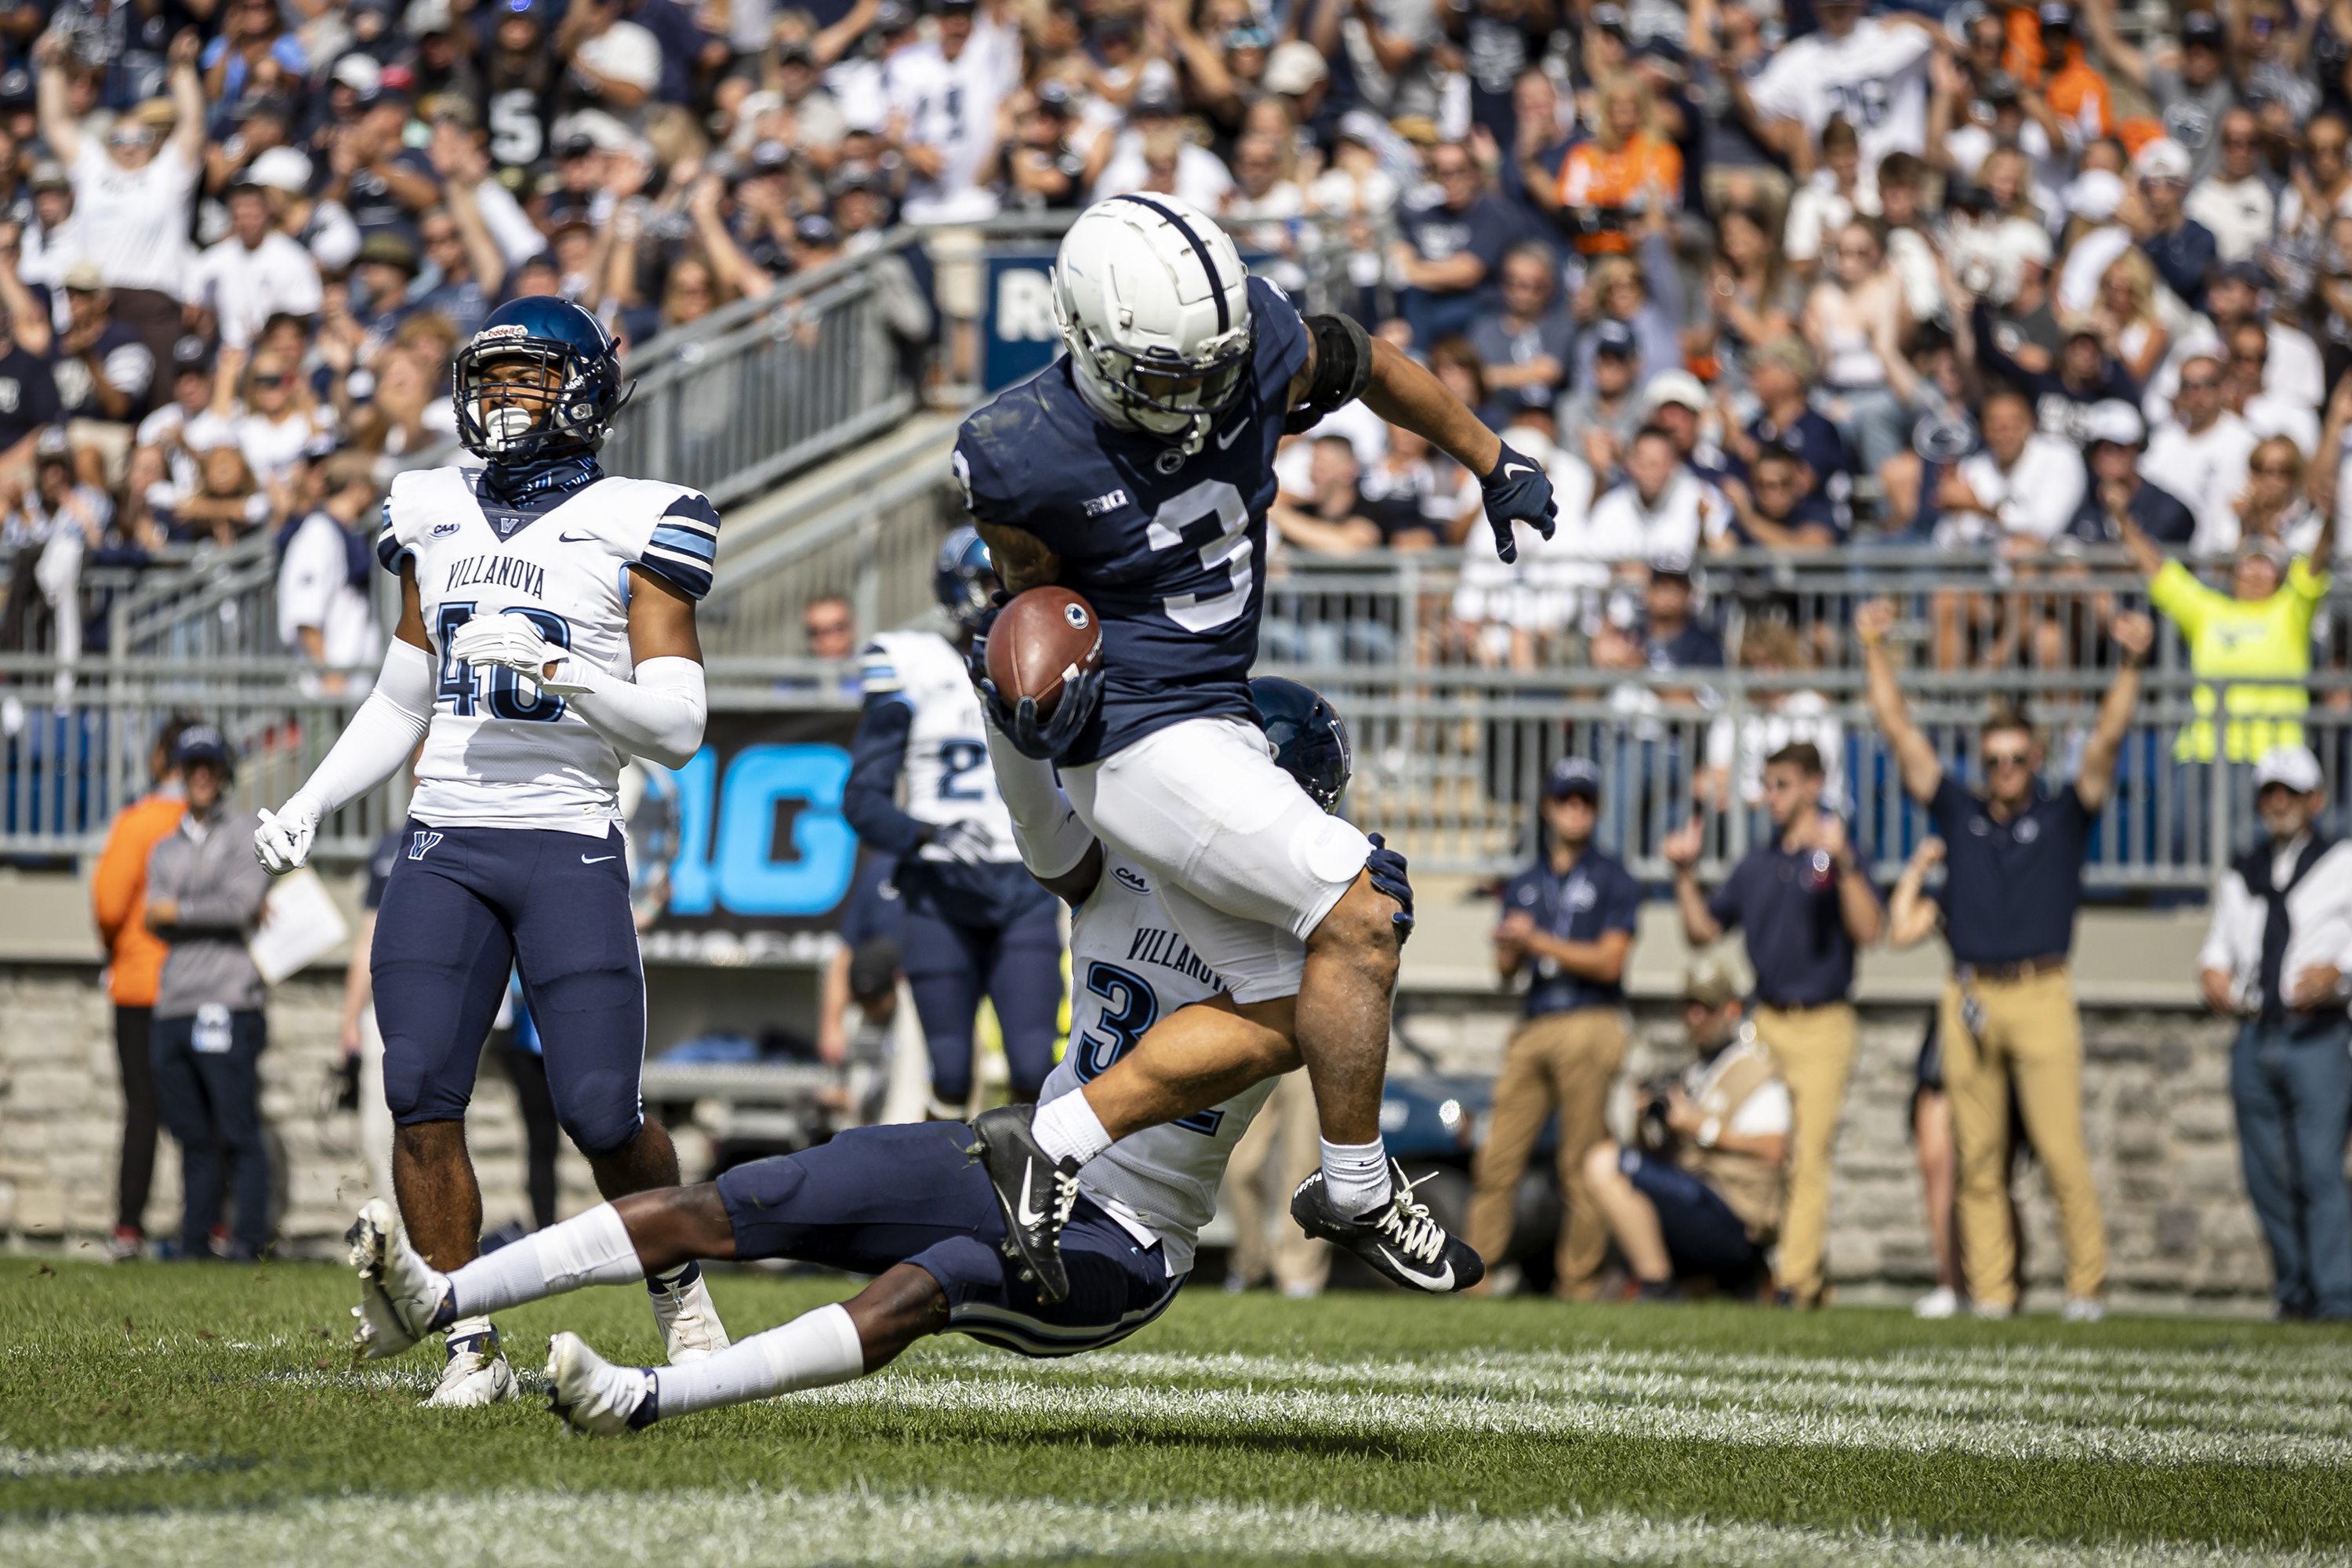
372, 821, 647, 1157
902, 898, 1063, 1104
717, 1122, 1180, 1356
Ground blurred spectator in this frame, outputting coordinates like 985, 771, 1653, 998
2143, 354, 2259, 555
1720, 447, 1842, 550
2067, 400, 2196, 547
1468, 243, 1570, 426
1570, 237, 1682, 390
89, 713, 193, 1261
53, 263, 157, 477
2130, 138, 2217, 311
1700, 621, 1844, 813
145, 725, 272, 1261
1557, 318, 1644, 481
1392, 139, 1511, 349
1556, 74, 1681, 257
192, 173, 323, 352
1587, 425, 1734, 563
1747, 0, 1936, 178
1592, 557, 1723, 674
0, 430, 105, 673
2187, 108, 2277, 265
1802, 218, 1917, 477
1585, 957, 1791, 1303
275, 449, 383, 695
1470, 757, 1642, 1301
1269, 432, 1383, 557
1783, 118, 1874, 283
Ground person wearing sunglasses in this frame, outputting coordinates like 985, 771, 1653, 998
1857, 596, 2154, 1323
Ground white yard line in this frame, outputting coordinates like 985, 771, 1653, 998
0, 1446, 196, 1479
0, 1486, 2338, 1568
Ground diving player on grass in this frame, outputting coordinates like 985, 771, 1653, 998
954, 191, 1555, 1301
344, 679, 1410, 1433
254, 298, 729, 1406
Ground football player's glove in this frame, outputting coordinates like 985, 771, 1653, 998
449, 613, 593, 695
1365, 832, 1414, 945
253, 793, 323, 875
1478, 441, 1559, 564
923, 819, 996, 866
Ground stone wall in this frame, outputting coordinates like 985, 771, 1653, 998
0, 961, 2279, 1304
1401, 993, 2271, 1306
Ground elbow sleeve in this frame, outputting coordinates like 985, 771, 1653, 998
984, 723, 1095, 880
300, 640, 434, 812
570, 655, 706, 771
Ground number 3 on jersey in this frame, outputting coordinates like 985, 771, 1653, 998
435, 602, 574, 721
1147, 478, 1250, 634
1071, 960, 1221, 1136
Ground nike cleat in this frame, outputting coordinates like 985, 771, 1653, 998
1290, 1162, 1486, 1294
648, 1264, 731, 1363
968, 1104, 1080, 1305
347, 1198, 452, 1361
545, 1331, 655, 1435
424, 1323, 518, 1407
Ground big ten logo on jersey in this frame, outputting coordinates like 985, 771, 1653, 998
651, 710, 860, 932
1069, 958, 1223, 1136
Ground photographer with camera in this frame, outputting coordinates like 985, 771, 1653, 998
1586, 957, 1791, 1303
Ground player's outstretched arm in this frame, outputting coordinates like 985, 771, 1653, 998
452, 568, 709, 770
255, 565, 436, 875
982, 720, 1102, 904
1344, 335, 1558, 564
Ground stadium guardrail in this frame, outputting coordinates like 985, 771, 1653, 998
0, 655, 2325, 896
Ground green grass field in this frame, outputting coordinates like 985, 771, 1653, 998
2, 1258, 2350, 1566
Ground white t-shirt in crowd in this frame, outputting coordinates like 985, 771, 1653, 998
1782, 172, 1879, 265
193, 231, 324, 350
884, 38, 1005, 223
1585, 469, 1735, 563
69, 138, 199, 296
2185, 176, 2277, 263
276, 510, 383, 686
574, 20, 662, 106
1749, 20, 1933, 177
2142, 410, 2261, 555
1092, 139, 1235, 212
1936, 434, 2086, 548
236, 407, 331, 488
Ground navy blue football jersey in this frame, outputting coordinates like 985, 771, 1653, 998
953, 275, 1311, 765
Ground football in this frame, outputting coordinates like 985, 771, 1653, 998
985, 586, 1104, 717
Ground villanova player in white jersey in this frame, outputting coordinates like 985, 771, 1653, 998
256, 299, 729, 1406
842, 528, 1062, 1115
954, 192, 1554, 1302
341, 679, 1409, 1434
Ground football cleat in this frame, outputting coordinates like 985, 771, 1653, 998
545, 1331, 655, 1435
347, 1198, 453, 1360
425, 1323, 518, 1407
969, 1104, 1080, 1305
1914, 1286, 1962, 1320
648, 1265, 731, 1363
1290, 1162, 1485, 1294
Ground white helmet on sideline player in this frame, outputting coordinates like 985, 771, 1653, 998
1051, 192, 1254, 456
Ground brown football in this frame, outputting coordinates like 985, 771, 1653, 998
985, 586, 1104, 717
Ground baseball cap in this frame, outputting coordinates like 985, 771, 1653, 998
356, 231, 419, 272
1131, 86, 1182, 118
61, 260, 104, 292
2256, 744, 2324, 794
2183, 9, 2225, 45
1644, 368, 1708, 412
171, 334, 212, 372
1263, 39, 1328, 96
1650, 553, 1695, 581
1982, 70, 2021, 104
875, 0, 917, 32
173, 724, 234, 774
332, 53, 384, 96
795, 212, 838, 246
2037, 1, 2073, 27
28, 158, 66, 191
2063, 167, 2124, 223
248, 146, 313, 192
1591, 2, 1628, 33
1033, 79, 1074, 115
749, 139, 792, 172
2217, 259, 2270, 291
2133, 136, 2191, 184
1682, 954, 1742, 1009
1592, 319, 1639, 358
34, 426, 68, 460
2082, 398, 2146, 447
0, 68, 32, 107
1547, 757, 1602, 801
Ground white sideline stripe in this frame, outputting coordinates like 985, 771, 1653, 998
0, 1445, 195, 1479
0, 1486, 2332, 1568
800, 1370, 2352, 1469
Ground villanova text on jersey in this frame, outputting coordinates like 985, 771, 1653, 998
444, 554, 550, 600
953, 275, 1309, 765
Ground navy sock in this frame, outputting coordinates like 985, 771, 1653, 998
647, 1260, 701, 1294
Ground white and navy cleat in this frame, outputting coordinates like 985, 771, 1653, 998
347, 1198, 452, 1362
425, 1321, 519, 1407
648, 1264, 731, 1364
545, 1331, 655, 1435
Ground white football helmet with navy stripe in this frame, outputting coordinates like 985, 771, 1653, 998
1052, 193, 1254, 456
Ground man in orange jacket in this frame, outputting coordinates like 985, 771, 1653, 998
89, 717, 192, 1261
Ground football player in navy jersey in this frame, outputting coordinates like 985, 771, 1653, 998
256, 299, 730, 1405
954, 191, 1558, 1300
842, 528, 1065, 1116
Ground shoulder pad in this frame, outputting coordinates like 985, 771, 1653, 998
628, 481, 720, 602
376, 466, 456, 573
860, 633, 917, 696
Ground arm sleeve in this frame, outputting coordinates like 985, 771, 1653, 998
983, 721, 1095, 880
840, 693, 930, 857
565, 655, 706, 771
294, 639, 436, 811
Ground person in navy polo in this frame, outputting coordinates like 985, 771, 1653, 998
1664, 739, 1882, 1308
1467, 757, 1645, 1299
1859, 598, 2154, 1323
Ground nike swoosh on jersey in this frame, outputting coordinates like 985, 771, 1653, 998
558, 530, 597, 543
1376, 1243, 1454, 1290
581, 854, 616, 864
1214, 420, 1247, 449
1015, 1164, 1047, 1228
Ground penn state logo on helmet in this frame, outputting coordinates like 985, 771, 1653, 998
452, 297, 632, 463
1052, 193, 1254, 457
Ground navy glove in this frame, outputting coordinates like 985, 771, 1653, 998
980, 666, 1105, 761
1365, 831, 1414, 945
1478, 441, 1558, 564
960, 593, 1007, 691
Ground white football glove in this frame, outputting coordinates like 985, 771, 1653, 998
254, 793, 323, 875
447, 613, 592, 695
921, 818, 995, 866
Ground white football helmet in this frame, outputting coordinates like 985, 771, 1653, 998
1052, 192, 1254, 454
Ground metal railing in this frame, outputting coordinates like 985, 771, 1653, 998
0, 654, 2320, 895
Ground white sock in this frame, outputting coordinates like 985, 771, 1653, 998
649, 1301, 864, 1421
444, 1314, 496, 1352
1320, 1138, 1392, 1216
446, 1203, 644, 1319
1032, 1091, 1112, 1167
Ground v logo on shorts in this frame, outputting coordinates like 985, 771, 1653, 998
408, 830, 445, 860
